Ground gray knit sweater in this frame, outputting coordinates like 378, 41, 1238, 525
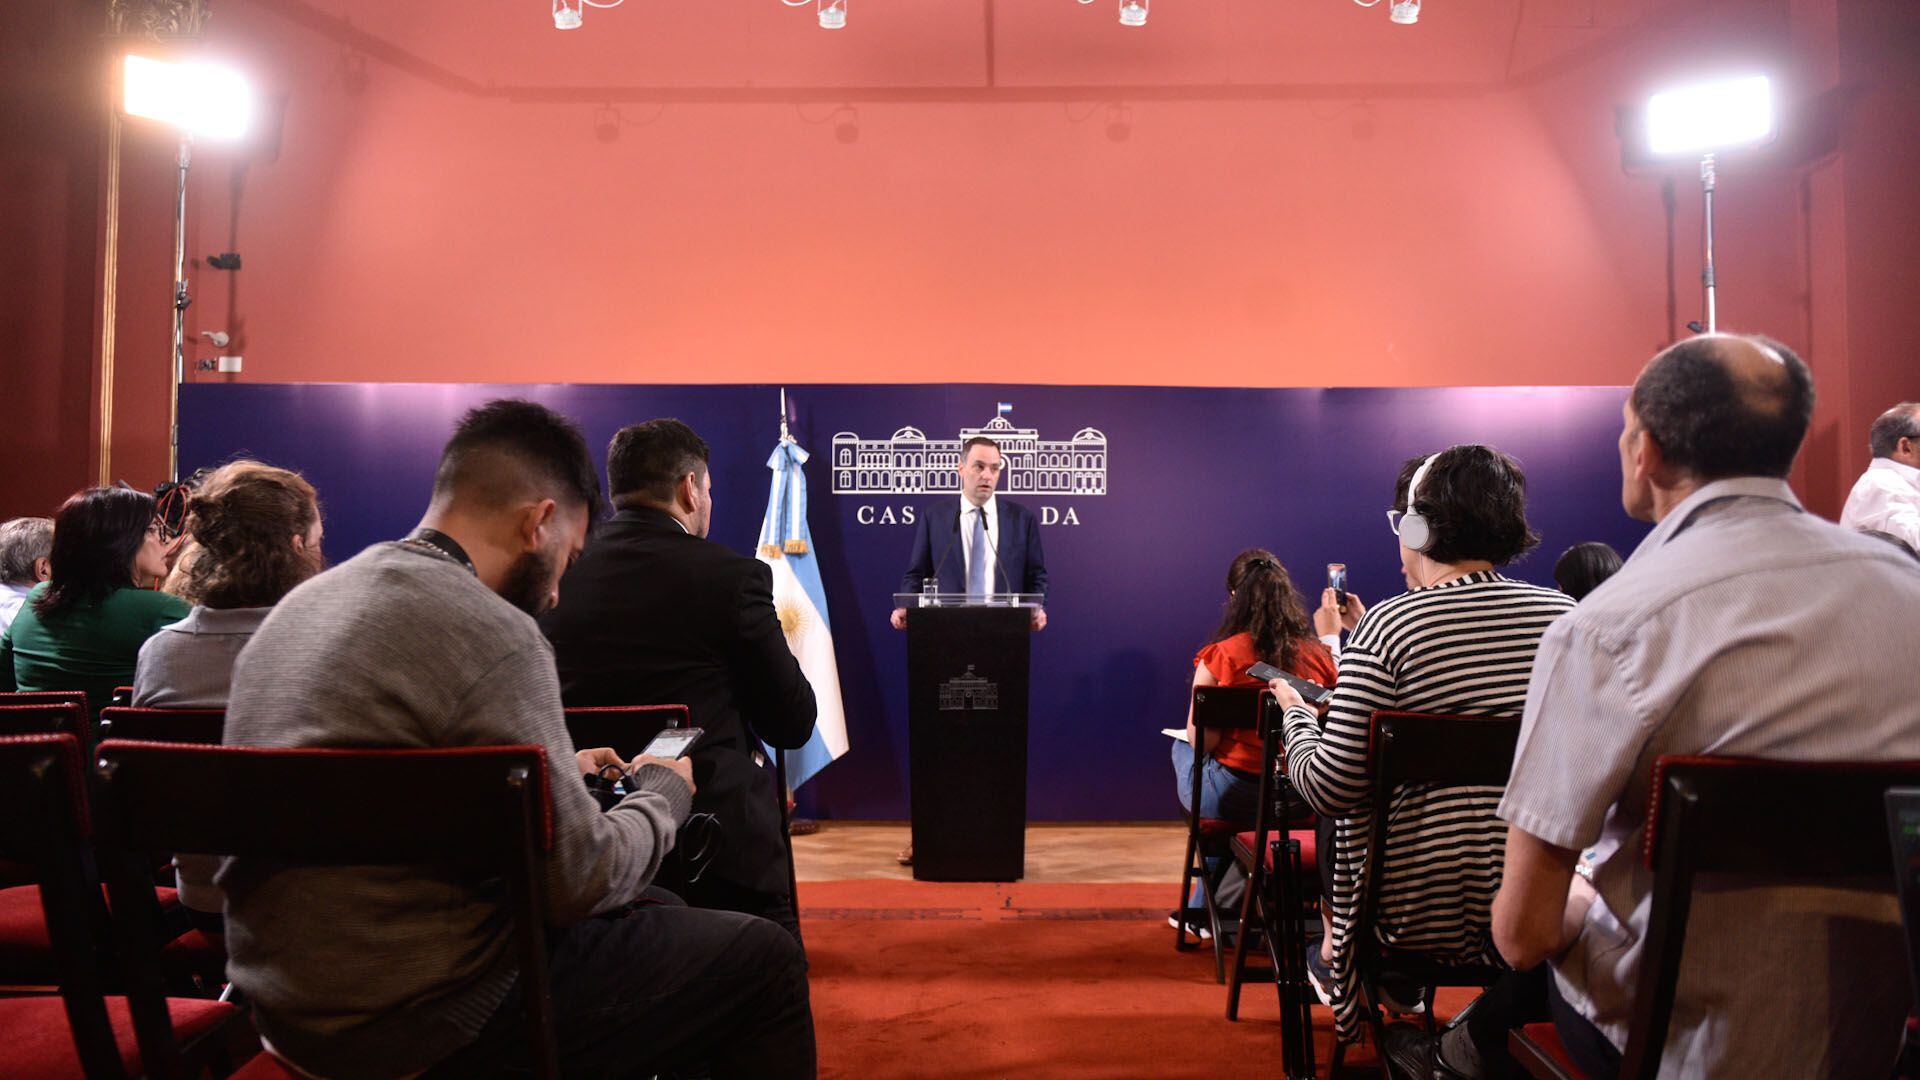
220, 542, 692, 1078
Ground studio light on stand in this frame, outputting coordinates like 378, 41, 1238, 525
120, 53, 252, 481
1645, 74, 1775, 334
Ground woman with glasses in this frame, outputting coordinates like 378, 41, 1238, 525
1266, 445, 1574, 1076
0, 487, 189, 715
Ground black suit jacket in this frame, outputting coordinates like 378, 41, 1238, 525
539, 506, 817, 896
898, 497, 1048, 600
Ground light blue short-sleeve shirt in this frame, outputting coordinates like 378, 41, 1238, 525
1502, 477, 1920, 1078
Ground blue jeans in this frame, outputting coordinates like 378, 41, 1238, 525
1172, 739, 1263, 907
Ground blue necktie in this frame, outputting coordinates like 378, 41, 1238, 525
968, 507, 988, 599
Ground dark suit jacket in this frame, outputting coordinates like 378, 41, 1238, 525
898, 497, 1048, 600
539, 506, 817, 896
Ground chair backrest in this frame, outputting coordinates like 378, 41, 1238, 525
1621, 756, 1920, 1079
1191, 684, 1265, 732
1353, 711, 1522, 984
110, 686, 134, 709
0, 734, 125, 1079
97, 706, 224, 745
93, 741, 562, 1080
1370, 710, 1523, 788
564, 704, 688, 763
0, 702, 86, 738
0, 690, 91, 711
0, 702, 92, 763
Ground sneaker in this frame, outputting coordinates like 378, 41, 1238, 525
1168, 910, 1212, 940
1303, 940, 1335, 1007
1302, 943, 1426, 1016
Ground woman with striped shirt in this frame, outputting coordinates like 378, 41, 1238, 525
1267, 444, 1574, 1067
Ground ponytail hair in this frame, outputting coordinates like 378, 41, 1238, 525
1210, 548, 1313, 670
177, 461, 322, 609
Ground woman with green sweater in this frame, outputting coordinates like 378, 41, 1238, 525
1, 486, 188, 713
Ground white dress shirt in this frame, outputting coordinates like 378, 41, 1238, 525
0, 582, 32, 630
958, 494, 1000, 595
1838, 456, 1920, 549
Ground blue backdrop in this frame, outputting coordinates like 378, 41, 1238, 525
180, 383, 1647, 821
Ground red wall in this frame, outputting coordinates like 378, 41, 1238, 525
7, 0, 1916, 519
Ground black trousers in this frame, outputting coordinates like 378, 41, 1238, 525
423, 889, 816, 1079
672, 872, 803, 945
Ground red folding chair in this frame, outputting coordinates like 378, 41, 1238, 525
1511, 755, 1920, 1080
563, 703, 688, 761
1175, 684, 1264, 982
95, 739, 562, 1080
0, 733, 239, 1078
98, 706, 225, 746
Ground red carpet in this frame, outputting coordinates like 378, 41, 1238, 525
799, 880, 1468, 1078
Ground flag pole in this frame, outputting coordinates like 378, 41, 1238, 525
779, 387, 792, 443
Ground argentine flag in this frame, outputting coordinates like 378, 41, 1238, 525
756, 437, 849, 789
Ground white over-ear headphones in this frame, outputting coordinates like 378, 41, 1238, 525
1398, 452, 1441, 554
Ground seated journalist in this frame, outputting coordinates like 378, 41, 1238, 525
221, 400, 815, 1079
1266, 445, 1574, 1069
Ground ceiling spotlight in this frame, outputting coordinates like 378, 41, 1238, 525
1389, 0, 1420, 24
818, 0, 847, 29
1118, 0, 1148, 26
553, 0, 583, 29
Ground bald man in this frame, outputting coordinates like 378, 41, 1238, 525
1484, 335, 1920, 1078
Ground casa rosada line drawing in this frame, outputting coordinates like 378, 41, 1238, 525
937, 666, 1000, 711
830, 412, 1108, 497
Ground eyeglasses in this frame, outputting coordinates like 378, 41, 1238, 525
1386, 509, 1406, 536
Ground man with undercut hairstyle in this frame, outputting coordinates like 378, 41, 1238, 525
541, 417, 817, 941
1839, 401, 1920, 550
224, 400, 815, 1079
1491, 335, 1920, 1079
0, 517, 53, 629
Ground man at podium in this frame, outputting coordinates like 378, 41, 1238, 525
889, 436, 1049, 631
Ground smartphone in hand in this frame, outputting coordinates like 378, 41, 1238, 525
1244, 662, 1334, 707
1328, 563, 1349, 613
639, 727, 704, 761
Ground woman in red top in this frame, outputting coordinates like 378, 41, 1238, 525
1173, 549, 1337, 920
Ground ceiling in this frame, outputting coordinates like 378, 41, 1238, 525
234, 0, 1697, 102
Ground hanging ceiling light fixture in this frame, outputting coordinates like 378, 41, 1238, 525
1351, 0, 1420, 25
781, 0, 846, 29
1078, 0, 1146, 28
552, 0, 625, 31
